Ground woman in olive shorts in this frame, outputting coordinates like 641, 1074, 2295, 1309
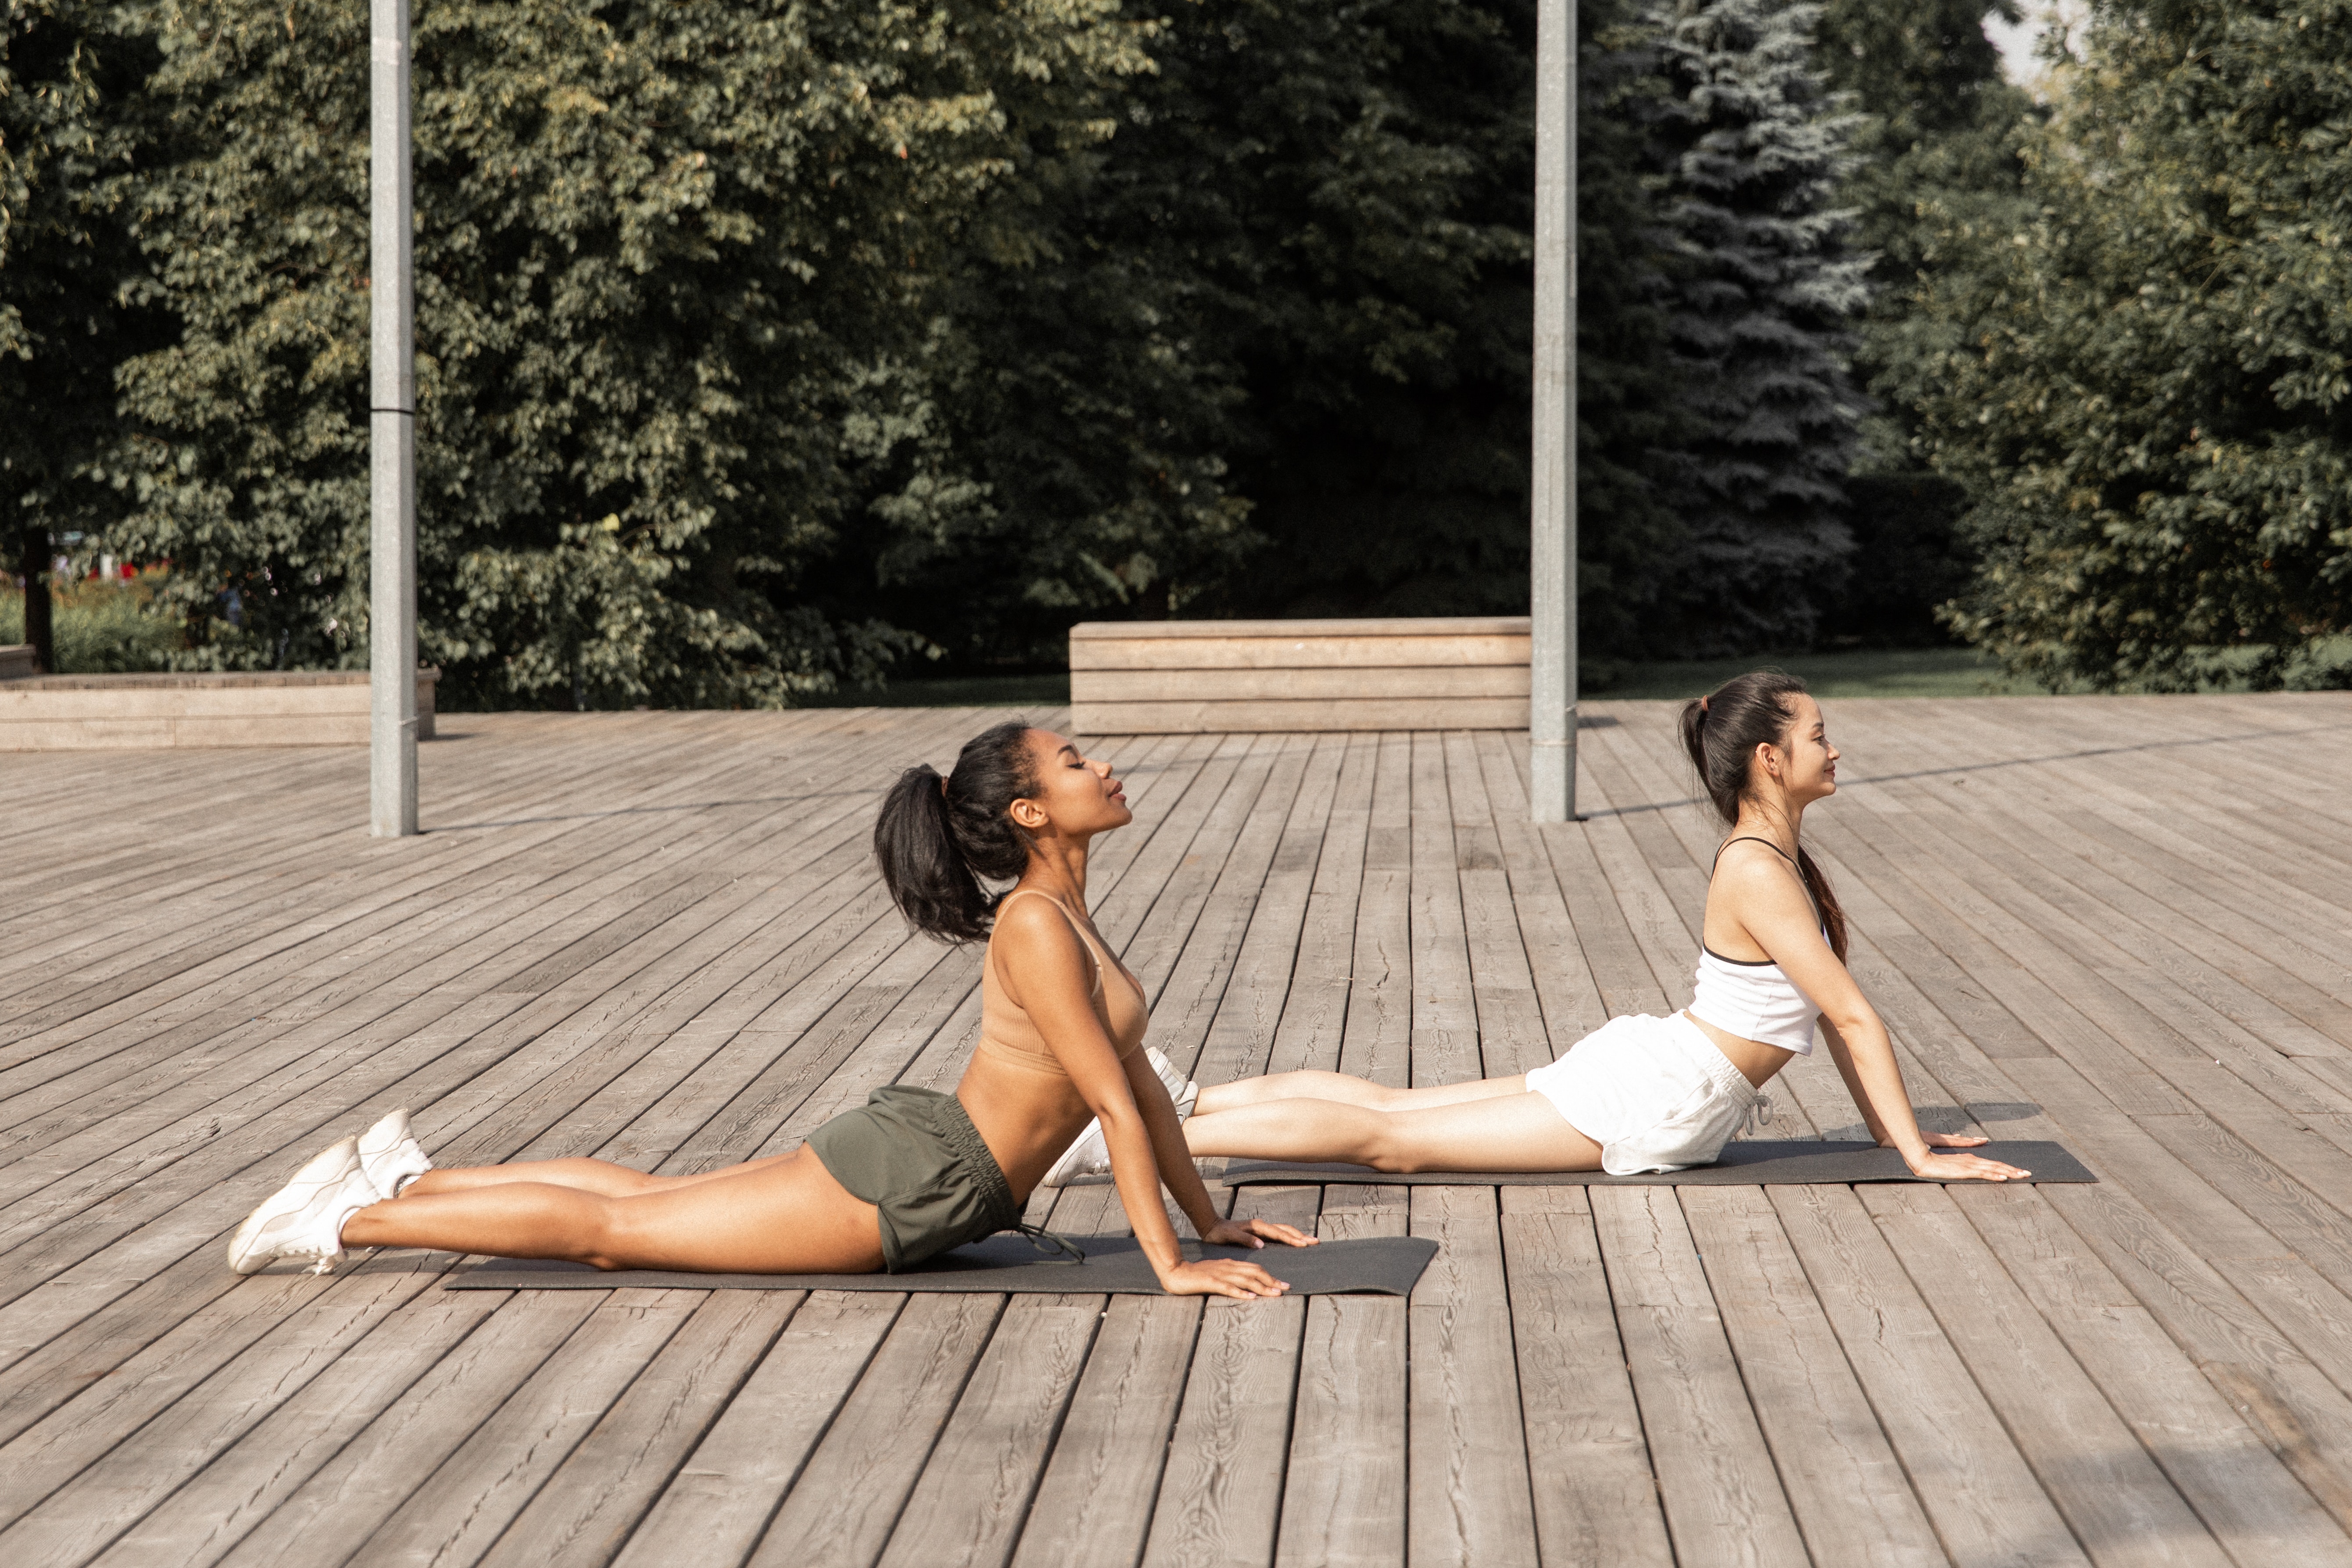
224, 722, 1315, 1301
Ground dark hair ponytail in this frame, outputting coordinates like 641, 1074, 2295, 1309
1679, 670, 1849, 961
873, 719, 1041, 943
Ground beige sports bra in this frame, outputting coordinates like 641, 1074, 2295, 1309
975, 889, 1149, 1077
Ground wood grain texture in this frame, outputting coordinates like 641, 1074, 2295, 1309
1498, 1188, 1672, 1568
11, 696, 2352, 1568
1588, 1185, 1809, 1568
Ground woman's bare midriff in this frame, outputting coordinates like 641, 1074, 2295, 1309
955, 1056, 1105, 1201
1682, 1010, 1797, 1088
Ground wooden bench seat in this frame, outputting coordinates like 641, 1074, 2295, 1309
1070, 616, 1530, 733
0, 667, 439, 749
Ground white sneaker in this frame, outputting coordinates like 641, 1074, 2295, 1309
226, 1136, 380, 1275
1040, 1049, 1200, 1187
358, 1108, 433, 1197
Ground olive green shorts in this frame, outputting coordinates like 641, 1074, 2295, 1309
805, 1085, 1020, 1272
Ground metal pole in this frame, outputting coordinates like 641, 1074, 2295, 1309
1530, 0, 1578, 823
369, 0, 418, 837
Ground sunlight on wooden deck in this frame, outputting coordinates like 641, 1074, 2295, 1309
6, 693, 2352, 1567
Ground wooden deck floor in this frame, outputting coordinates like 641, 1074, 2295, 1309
10, 695, 2352, 1566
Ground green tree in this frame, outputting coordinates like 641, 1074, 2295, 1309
829, 0, 1544, 664
102, 0, 1156, 705
1646, 0, 1869, 653
1814, 0, 2031, 645
1, 0, 155, 670
1912, 0, 2352, 689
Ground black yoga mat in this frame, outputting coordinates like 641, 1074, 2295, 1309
1220, 1139, 2094, 1187
444, 1232, 1438, 1296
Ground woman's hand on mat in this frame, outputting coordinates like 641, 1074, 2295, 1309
1160, 1258, 1292, 1300
1913, 1130, 1991, 1149
1202, 1217, 1320, 1251
1905, 1147, 2032, 1181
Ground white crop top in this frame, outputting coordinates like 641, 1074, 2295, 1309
1689, 834, 1827, 1054
1689, 945, 1822, 1054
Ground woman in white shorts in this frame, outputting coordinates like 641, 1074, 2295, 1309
1107, 671, 2030, 1183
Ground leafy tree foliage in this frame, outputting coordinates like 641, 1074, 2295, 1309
0, 0, 155, 667
1912, 0, 2352, 689
102, 0, 1156, 705
1812, 0, 2030, 645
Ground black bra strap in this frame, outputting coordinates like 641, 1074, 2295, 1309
1710, 834, 1825, 931
1713, 834, 1797, 870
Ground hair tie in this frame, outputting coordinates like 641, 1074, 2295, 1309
938, 773, 949, 798
1699, 695, 1711, 714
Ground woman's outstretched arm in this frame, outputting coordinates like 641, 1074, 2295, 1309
1726, 855, 2030, 1182
994, 898, 1309, 1297
1124, 1052, 1317, 1252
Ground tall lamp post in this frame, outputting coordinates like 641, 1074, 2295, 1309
369, 0, 419, 836
1529, 0, 1578, 823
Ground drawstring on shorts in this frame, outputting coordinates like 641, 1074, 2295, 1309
1744, 1090, 1775, 1136
1012, 1222, 1087, 1264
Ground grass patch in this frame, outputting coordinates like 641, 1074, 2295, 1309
2, 575, 186, 674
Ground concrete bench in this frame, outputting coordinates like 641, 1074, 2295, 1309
1070, 616, 1530, 734
0, 668, 440, 750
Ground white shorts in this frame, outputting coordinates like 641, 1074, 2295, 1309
1523, 1012, 1758, 1174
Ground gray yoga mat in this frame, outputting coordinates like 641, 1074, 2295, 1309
1220, 1139, 2094, 1187
444, 1232, 1438, 1296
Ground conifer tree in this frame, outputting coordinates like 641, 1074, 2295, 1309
1646, 0, 1868, 653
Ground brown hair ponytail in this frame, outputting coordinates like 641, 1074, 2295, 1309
872, 720, 1040, 944
1679, 670, 1850, 961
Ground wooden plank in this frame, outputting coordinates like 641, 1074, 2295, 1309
211, 1292, 609, 1568
1409, 1185, 1540, 1568
1007, 1297, 1202, 1568
1075, 666, 1530, 701
1338, 735, 1414, 1088
472, 1291, 797, 1568
1587, 1186, 1809, 1568
340, 1288, 704, 1568
1497, 1188, 1673, 1568
0, 1263, 441, 1564
86, 1287, 509, 1568
873, 1294, 1104, 1568
1270, 1184, 1408, 1568
608, 1293, 900, 1568
1675, 1187, 1945, 1566
1861, 1183, 2236, 1568
1266, 734, 1376, 1076
745, 1294, 1006, 1568
1472, 730, 1609, 1061
1409, 733, 1480, 1088
1140, 1186, 1320, 1568
1765, 1182, 2095, 1568
1072, 698, 1529, 735
1951, 1183, 2352, 1564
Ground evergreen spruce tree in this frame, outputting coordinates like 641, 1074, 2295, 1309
1913, 0, 2352, 690
1645, 0, 1868, 655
